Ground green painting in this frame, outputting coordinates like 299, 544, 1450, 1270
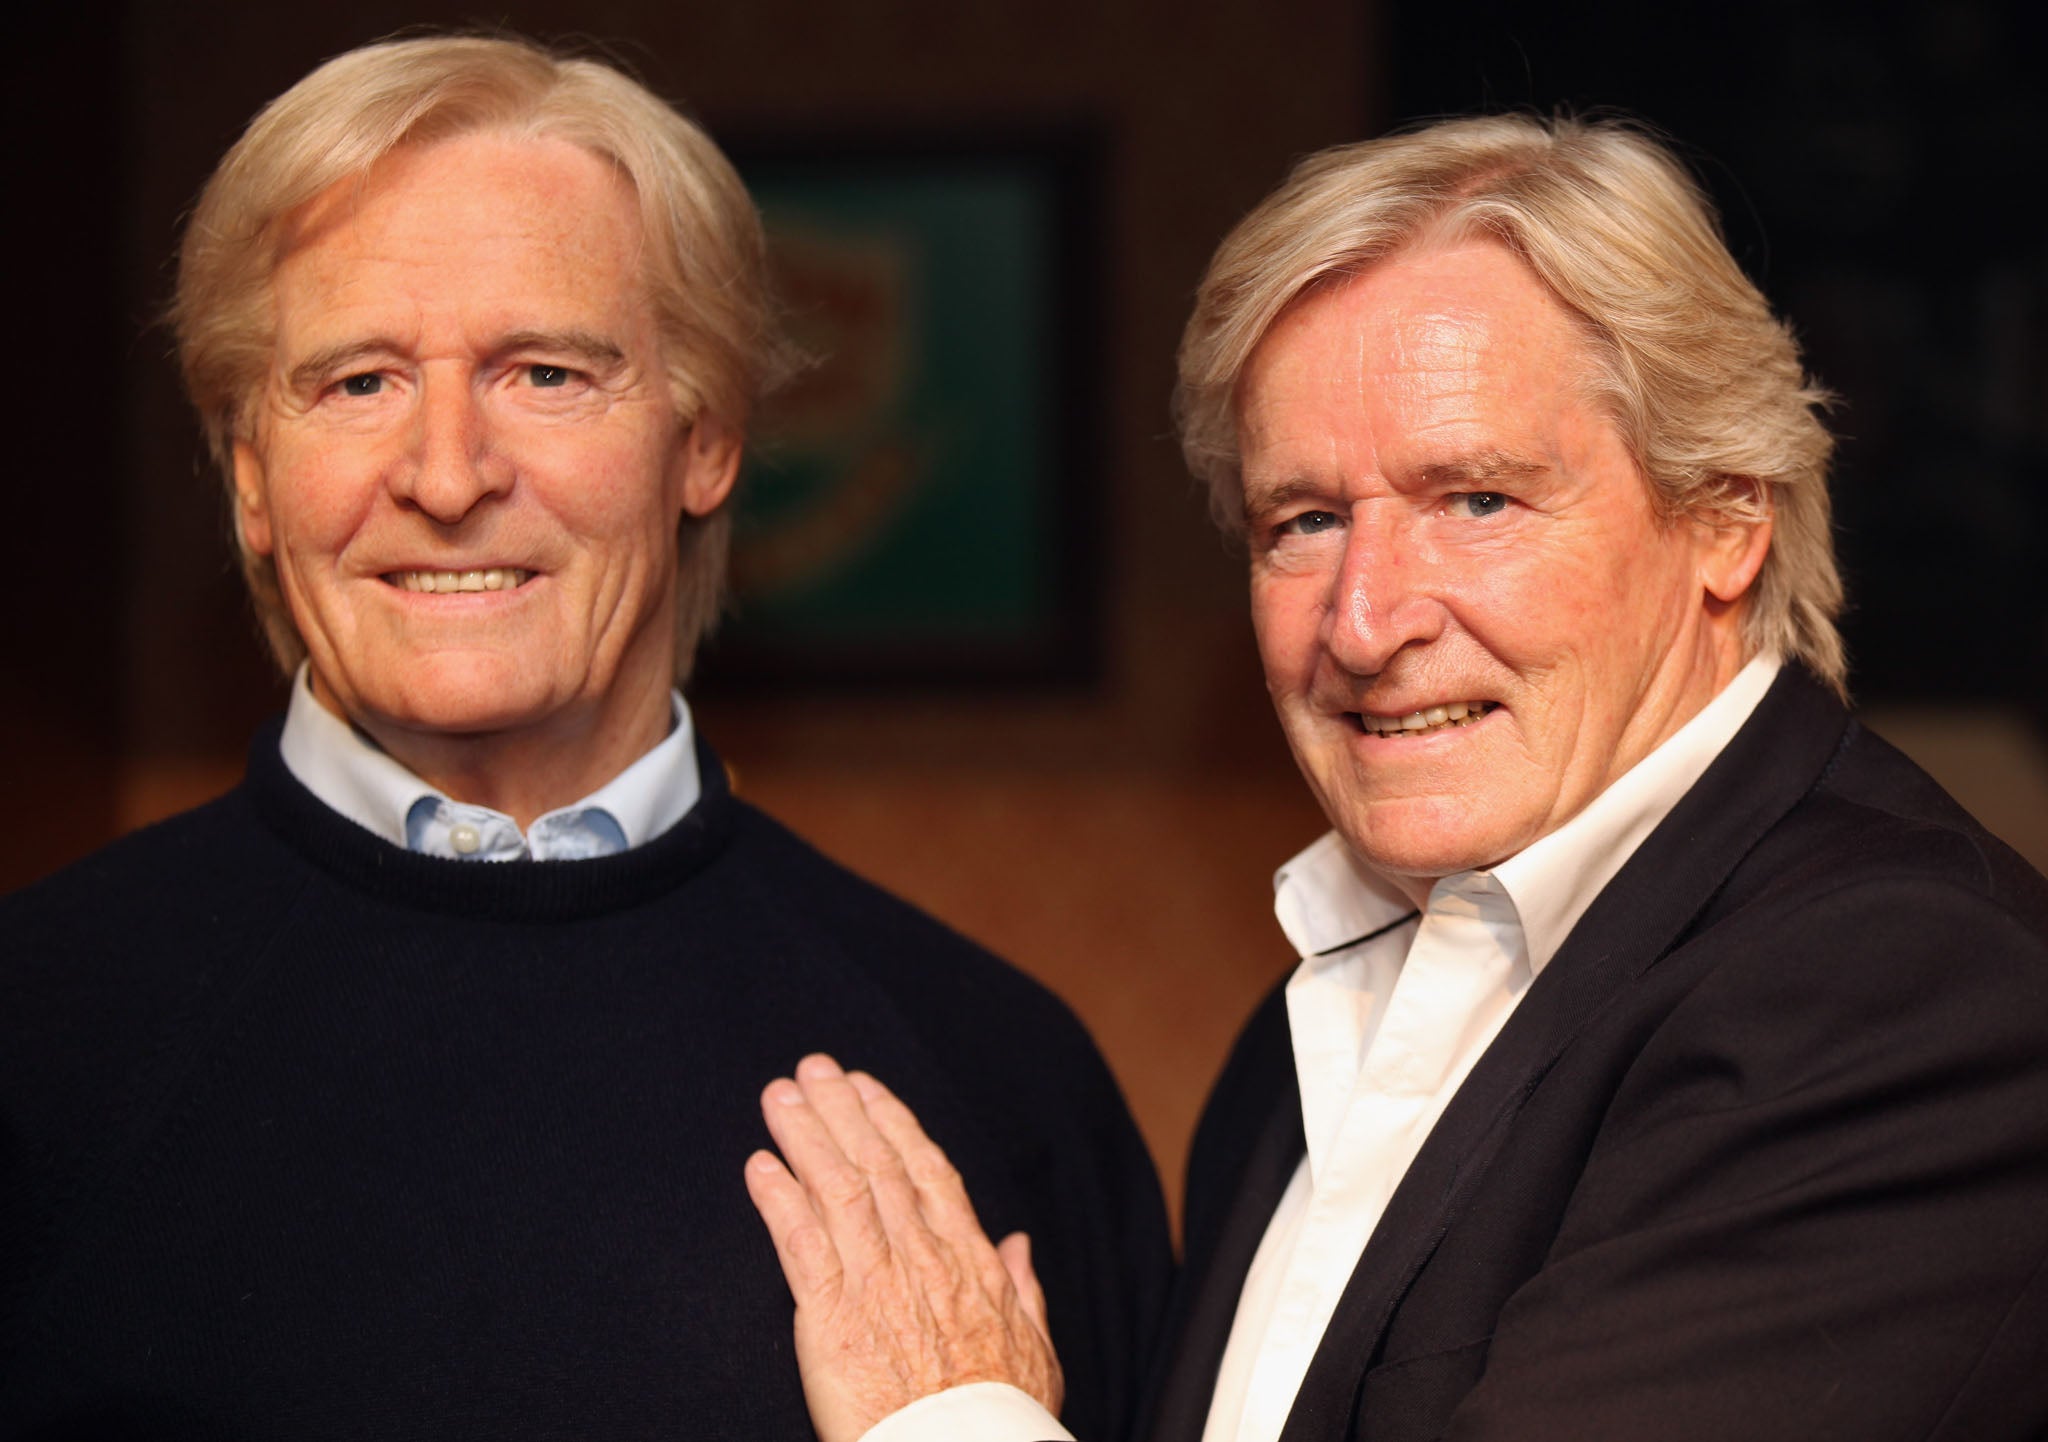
711, 141, 1097, 686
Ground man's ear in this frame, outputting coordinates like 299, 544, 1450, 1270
232, 440, 275, 557
1697, 476, 1774, 605
675, 418, 743, 518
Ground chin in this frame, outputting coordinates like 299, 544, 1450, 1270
397, 700, 555, 738
363, 656, 565, 738
1328, 795, 1522, 884
1353, 839, 1502, 885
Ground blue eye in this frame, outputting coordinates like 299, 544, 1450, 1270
528, 365, 571, 388
1449, 492, 1508, 518
1280, 510, 1344, 537
341, 373, 383, 397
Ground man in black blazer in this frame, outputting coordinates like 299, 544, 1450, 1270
745, 113, 2048, 1442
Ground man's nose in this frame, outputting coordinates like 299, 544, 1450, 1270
1323, 511, 1445, 674
392, 372, 514, 523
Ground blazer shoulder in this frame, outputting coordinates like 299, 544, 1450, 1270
1726, 717, 2048, 936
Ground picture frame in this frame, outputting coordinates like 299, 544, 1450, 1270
698, 128, 1104, 690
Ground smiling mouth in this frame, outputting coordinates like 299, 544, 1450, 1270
1352, 700, 1497, 737
385, 568, 534, 594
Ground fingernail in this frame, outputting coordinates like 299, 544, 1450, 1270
850, 1072, 881, 1100
748, 1151, 782, 1174
768, 1080, 804, 1106
796, 1053, 843, 1080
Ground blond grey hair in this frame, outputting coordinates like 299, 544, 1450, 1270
173, 32, 801, 679
1176, 112, 1846, 694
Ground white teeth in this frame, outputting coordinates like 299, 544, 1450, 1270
1359, 702, 1492, 736
391, 568, 532, 593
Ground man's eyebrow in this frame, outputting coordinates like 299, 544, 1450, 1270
1413, 451, 1548, 489
1241, 452, 1548, 516
1241, 475, 1331, 517
497, 329, 627, 367
285, 340, 398, 394
282, 330, 630, 394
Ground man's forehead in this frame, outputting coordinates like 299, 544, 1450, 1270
1242, 245, 1601, 425
272, 132, 641, 279
261, 133, 660, 362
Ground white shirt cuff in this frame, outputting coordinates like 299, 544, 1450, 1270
858, 1381, 1074, 1442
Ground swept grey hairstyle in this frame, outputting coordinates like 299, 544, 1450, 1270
172, 32, 801, 679
1175, 113, 1846, 694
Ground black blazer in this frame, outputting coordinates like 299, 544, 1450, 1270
1146, 667, 2048, 1442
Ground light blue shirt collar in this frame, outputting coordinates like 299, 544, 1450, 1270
276, 664, 702, 861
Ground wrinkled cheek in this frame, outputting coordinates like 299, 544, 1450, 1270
1250, 594, 1321, 691
1261, 656, 1320, 713
268, 544, 315, 615
265, 485, 354, 583
1517, 564, 1605, 633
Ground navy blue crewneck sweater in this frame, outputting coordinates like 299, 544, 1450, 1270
2, 725, 1170, 1441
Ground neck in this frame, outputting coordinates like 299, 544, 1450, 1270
321, 675, 675, 831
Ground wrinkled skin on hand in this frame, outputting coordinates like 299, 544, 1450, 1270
745, 1053, 1064, 1442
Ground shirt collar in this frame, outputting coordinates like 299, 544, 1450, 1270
1274, 654, 1782, 972
1272, 829, 1420, 960
276, 664, 701, 856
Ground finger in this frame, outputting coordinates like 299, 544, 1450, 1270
744, 1147, 846, 1304
996, 1231, 1052, 1339
848, 1069, 988, 1245
996, 1230, 1066, 1416
794, 1057, 935, 1244
842, 1070, 1026, 1311
760, 1073, 852, 1190
759, 1074, 896, 1271
796, 1056, 918, 1188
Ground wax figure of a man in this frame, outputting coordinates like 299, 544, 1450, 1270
0, 35, 1168, 1440
746, 114, 2048, 1442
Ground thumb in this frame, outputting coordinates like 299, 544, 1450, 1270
996, 1231, 1051, 1336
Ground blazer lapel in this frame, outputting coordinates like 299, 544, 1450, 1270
1279, 667, 1854, 1441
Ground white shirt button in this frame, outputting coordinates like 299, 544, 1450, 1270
449, 822, 482, 855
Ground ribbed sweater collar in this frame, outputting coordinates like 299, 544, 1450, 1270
240, 717, 738, 925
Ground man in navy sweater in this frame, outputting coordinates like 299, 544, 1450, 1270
0, 34, 1169, 1440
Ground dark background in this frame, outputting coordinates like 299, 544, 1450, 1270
8, 0, 2044, 1197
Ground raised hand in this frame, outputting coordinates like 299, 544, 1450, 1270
745, 1054, 1063, 1442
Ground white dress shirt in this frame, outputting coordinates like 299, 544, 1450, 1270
276, 665, 701, 860
866, 654, 1782, 1442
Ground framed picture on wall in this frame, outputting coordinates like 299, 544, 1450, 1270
698, 129, 1103, 689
